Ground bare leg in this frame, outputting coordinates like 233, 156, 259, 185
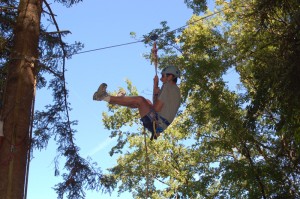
109, 96, 152, 117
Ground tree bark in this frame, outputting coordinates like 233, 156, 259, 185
0, 0, 42, 198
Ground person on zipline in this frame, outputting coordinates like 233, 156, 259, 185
93, 65, 181, 140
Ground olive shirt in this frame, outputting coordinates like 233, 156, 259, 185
157, 82, 181, 129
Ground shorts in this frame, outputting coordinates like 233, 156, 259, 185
140, 110, 170, 134
141, 114, 156, 134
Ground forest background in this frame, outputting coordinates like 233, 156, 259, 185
0, 0, 299, 199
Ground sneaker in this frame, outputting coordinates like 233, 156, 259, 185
93, 83, 109, 101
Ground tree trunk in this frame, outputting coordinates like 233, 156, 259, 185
0, 0, 42, 198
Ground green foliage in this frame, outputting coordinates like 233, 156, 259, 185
101, 1, 300, 198
54, 0, 83, 8
101, 79, 140, 156
184, 0, 208, 15
2, 0, 300, 198
1, 0, 114, 198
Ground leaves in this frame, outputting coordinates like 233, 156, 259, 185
101, 1, 300, 198
2, 0, 300, 198
1, 0, 114, 198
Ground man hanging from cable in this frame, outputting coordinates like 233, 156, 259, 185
93, 65, 181, 140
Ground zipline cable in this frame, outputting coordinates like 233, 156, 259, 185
5, 9, 226, 63
68, 9, 225, 57
73, 40, 144, 55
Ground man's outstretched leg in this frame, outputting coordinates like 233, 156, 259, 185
93, 83, 152, 117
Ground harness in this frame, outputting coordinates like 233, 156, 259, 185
147, 109, 170, 126
144, 109, 170, 141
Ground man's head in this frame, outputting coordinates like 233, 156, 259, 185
161, 66, 180, 83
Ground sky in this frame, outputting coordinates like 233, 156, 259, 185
27, 1, 196, 198
26, 1, 241, 198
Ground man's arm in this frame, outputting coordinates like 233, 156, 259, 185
153, 75, 159, 104
153, 99, 163, 112
153, 75, 163, 112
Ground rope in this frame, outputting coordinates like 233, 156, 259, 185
151, 39, 158, 76
141, 34, 161, 198
143, 126, 150, 198
150, 35, 159, 141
